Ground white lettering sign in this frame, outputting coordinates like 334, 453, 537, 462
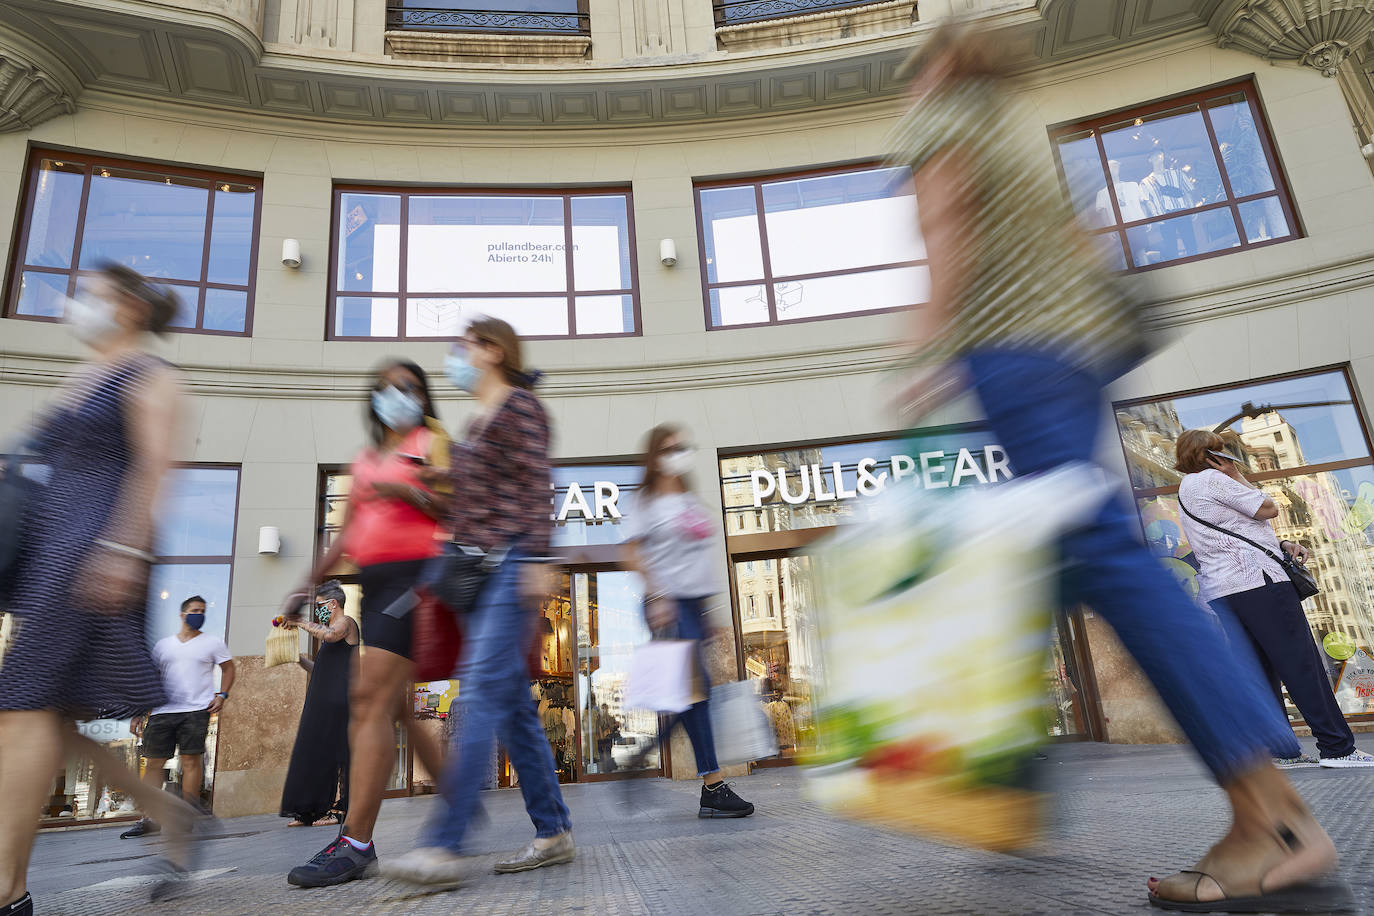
749, 446, 1011, 508
554, 481, 624, 522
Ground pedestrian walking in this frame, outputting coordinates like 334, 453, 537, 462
892, 23, 1350, 913
1174, 430, 1374, 769
387, 316, 572, 888
280, 580, 359, 828
622, 423, 754, 818
0, 264, 202, 913
122, 594, 235, 838
285, 360, 450, 888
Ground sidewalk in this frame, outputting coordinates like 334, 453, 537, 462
27, 741, 1373, 915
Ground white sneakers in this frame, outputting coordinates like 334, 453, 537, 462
1319, 749, 1374, 768
383, 846, 468, 888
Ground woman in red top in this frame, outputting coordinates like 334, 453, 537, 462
285, 359, 448, 888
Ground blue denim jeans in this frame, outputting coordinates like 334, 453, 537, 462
424, 552, 571, 851
964, 347, 1301, 780
672, 597, 720, 777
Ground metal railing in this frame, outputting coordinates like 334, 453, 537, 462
714, 0, 887, 26
386, 3, 589, 34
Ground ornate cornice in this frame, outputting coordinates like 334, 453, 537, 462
1211, 0, 1374, 76
0, 49, 77, 132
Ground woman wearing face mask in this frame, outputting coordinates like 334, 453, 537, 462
622, 424, 754, 818
0, 264, 193, 914
285, 360, 450, 888
388, 316, 573, 888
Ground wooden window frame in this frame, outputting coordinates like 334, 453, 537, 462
693, 161, 923, 330
327, 184, 642, 341
1047, 76, 1302, 274
4, 147, 262, 336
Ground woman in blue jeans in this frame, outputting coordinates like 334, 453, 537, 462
622, 424, 755, 817
893, 24, 1348, 913
389, 316, 572, 888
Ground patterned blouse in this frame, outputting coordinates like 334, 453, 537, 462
445, 387, 552, 556
1177, 468, 1288, 602
889, 77, 1141, 375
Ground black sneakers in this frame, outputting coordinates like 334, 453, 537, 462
119, 817, 160, 839
2, 892, 32, 916
698, 781, 755, 819
287, 833, 379, 887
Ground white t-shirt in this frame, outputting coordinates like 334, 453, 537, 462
1177, 469, 1288, 602
150, 632, 232, 716
624, 491, 725, 599
1095, 181, 1151, 223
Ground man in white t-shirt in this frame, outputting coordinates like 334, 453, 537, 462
120, 595, 235, 837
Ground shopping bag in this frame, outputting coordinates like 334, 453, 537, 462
623, 639, 705, 713
709, 679, 779, 766
264, 622, 298, 669
805, 463, 1112, 852
413, 591, 463, 681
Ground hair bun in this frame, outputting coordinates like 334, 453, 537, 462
522, 368, 545, 389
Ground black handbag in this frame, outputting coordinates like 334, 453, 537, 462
1177, 495, 1319, 601
421, 543, 508, 615
0, 445, 36, 606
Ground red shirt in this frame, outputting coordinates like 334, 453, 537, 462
346, 425, 444, 567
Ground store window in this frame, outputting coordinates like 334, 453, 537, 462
1050, 79, 1298, 271
1114, 367, 1374, 719
695, 164, 927, 328
6, 150, 260, 334
329, 188, 639, 339
385, 0, 589, 34
46, 465, 241, 824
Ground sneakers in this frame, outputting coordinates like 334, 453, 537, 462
493, 831, 575, 874
119, 817, 160, 839
286, 833, 379, 887
2, 892, 33, 916
1319, 749, 1374, 768
384, 847, 467, 888
1273, 754, 1321, 769
699, 781, 755, 819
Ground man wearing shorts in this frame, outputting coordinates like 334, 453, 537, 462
121, 596, 235, 837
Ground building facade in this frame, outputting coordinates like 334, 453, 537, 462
4, 0, 1374, 821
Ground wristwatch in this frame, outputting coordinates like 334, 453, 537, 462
215, 691, 229, 700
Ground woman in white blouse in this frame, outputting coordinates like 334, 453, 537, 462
1174, 429, 1372, 769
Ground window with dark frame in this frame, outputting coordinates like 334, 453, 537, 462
1049, 78, 1299, 272
712, 0, 879, 27
694, 163, 927, 329
385, 0, 590, 35
6, 149, 261, 335
330, 186, 639, 340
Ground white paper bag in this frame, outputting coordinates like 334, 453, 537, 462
623, 639, 704, 713
709, 679, 779, 766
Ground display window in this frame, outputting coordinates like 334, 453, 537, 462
1114, 366, 1374, 720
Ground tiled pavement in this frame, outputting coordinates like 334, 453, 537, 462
26, 740, 1373, 915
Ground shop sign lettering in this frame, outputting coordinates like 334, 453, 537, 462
749, 447, 1011, 509
554, 482, 623, 522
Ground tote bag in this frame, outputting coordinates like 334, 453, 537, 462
709, 679, 779, 766
623, 639, 705, 714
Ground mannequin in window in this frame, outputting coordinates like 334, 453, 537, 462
1141, 150, 1198, 260
1094, 158, 1151, 225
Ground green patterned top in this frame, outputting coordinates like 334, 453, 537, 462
889, 78, 1141, 375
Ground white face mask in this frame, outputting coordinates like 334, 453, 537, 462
659, 446, 695, 479
63, 294, 121, 347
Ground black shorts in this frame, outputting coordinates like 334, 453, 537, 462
358, 558, 428, 659
140, 710, 211, 759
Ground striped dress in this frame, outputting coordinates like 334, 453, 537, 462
889, 77, 1141, 375
0, 354, 169, 719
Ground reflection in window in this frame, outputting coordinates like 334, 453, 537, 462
1115, 370, 1374, 719
7, 151, 260, 333
734, 555, 819, 758
330, 188, 638, 339
696, 165, 927, 327
385, 0, 588, 35
1051, 80, 1296, 271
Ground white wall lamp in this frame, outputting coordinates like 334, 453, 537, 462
258, 526, 281, 556
659, 238, 677, 267
281, 238, 302, 269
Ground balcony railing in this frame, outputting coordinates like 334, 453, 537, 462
714, 0, 887, 26
386, 3, 589, 35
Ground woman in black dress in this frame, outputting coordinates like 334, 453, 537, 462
280, 580, 359, 827
0, 265, 196, 914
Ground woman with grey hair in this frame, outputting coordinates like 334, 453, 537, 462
280, 580, 358, 828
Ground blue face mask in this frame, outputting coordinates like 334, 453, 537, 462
371, 385, 423, 432
444, 351, 481, 393
185, 612, 206, 631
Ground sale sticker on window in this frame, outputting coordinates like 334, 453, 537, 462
1334, 647, 1374, 715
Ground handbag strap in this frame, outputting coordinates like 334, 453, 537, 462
1176, 490, 1289, 567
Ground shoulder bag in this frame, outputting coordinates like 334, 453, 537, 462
1177, 493, 1319, 601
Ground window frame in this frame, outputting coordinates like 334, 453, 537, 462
693, 161, 924, 331
385, 0, 591, 36
4, 147, 263, 336
326, 184, 642, 341
1047, 76, 1302, 274
712, 0, 879, 27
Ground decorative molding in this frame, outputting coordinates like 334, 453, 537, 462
1210, 0, 1374, 77
385, 29, 592, 63
0, 51, 77, 132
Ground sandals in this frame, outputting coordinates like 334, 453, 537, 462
1149, 819, 1355, 914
